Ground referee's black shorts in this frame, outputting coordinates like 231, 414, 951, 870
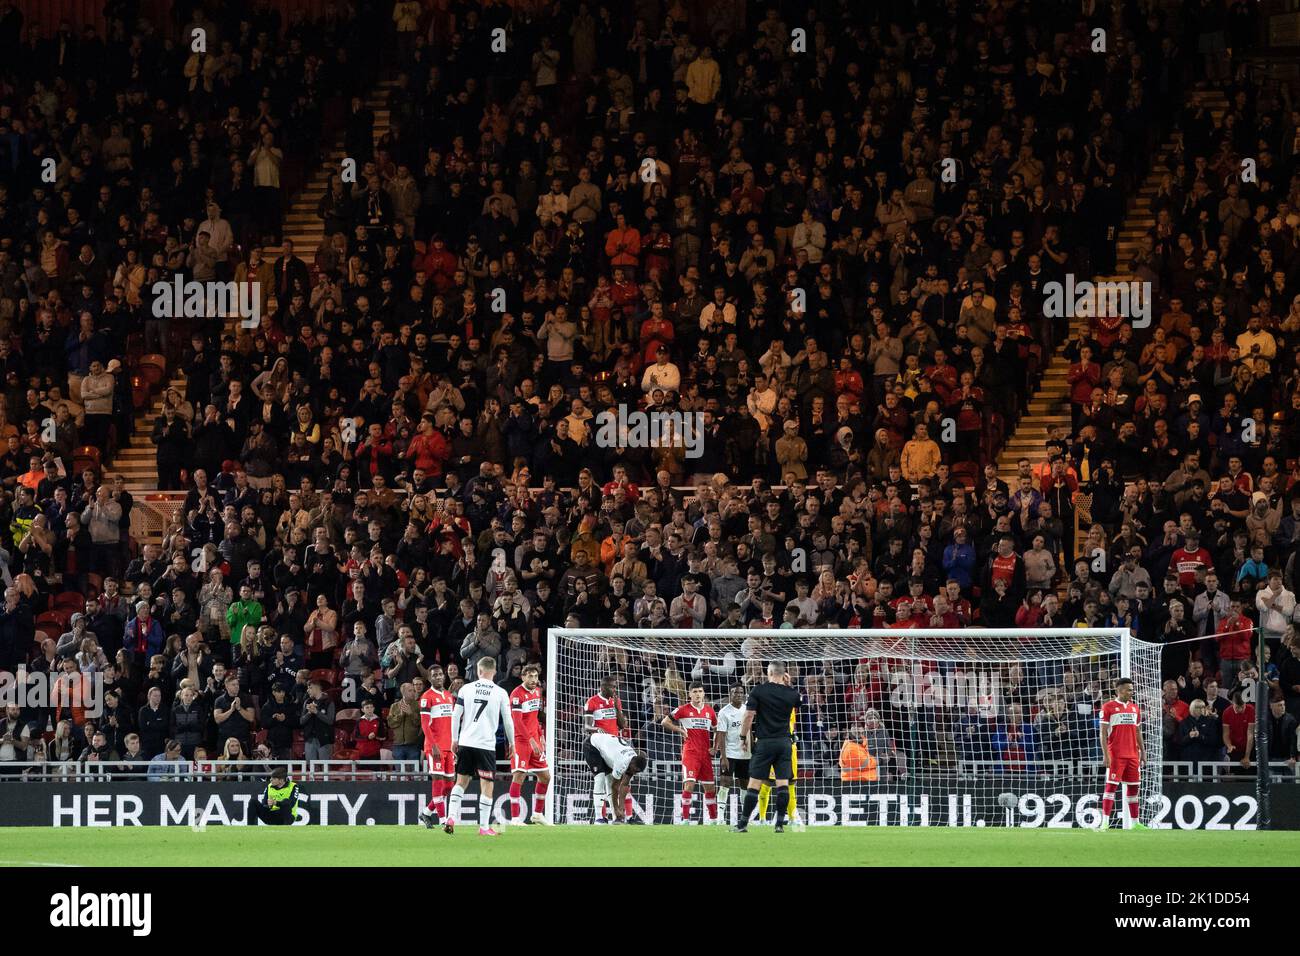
749, 738, 793, 781
456, 746, 497, 780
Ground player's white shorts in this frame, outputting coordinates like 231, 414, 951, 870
426, 750, 455, 778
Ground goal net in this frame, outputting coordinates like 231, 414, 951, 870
545, 627, 1163, 828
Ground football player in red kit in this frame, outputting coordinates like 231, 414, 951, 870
1098, 676, 1147, 830
418, 665, 456, 828
662, 682, 719, 824
509, 663, 550, 824
584, 673, 635, 822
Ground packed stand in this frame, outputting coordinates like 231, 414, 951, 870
0, 0, 1295, 783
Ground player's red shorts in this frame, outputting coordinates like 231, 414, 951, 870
682, 753, 714, 783
511, 738, 549, 774
1107, 755, 1140, 785
426, 750, 454, 778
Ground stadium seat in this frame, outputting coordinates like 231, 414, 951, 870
37, 610, 71, 633
309, 668, 336, 688
951, 461, 979, 491
53, 591, 85, 612
71, 446, 101, 476
335, 708, 360, 722
86, 573, 104, 598
138, 354, 167, 388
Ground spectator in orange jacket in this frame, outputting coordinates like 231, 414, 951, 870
604, 213, 641, 269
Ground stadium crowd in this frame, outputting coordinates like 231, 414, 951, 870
0, 0, 1297, 782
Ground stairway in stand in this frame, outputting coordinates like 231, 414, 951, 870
111, 79, 398, 544
995, 90, 1229, 488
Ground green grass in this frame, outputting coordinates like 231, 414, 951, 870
2, 825, 1297, 867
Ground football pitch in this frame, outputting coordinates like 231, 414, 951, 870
2, 826, 1297, 867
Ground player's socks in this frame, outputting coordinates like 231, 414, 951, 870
756, 784, 770, 821
772, 786, 789, 828
509, 782, 523, 822
679, 790, 692, 824
704, 792, 718, 823
1100, 782, 1117, 826
788, 784, 797, 818
739, 788, 759, 829
717, 785, 730, 815
479, 795, 493, 828
624, 794, 635, 818
448, 783, 466, 823
1124, 785, 1139, 830
533, 781, 548, 818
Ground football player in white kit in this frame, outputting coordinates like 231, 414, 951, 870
446, 657, 515, 836
587, 731, 649, 824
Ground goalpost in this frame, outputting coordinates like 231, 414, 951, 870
545, 627, 1163, 828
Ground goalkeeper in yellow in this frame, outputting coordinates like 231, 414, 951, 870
754, 708, 803, 828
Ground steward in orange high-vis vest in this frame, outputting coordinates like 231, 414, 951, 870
839, 736, 879, 781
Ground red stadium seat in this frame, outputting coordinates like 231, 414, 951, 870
37, 610, 71, 633
951, 461, 979, 491
309, 668, 336, 688
138, 354, 167, 388
53, 591, 85, 611
335, 708, 361, 722
71, 446, 101, 476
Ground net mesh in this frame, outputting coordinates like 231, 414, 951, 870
547, 628, 1163, 828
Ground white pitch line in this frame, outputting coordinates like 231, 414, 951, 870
0, 859, 81, 867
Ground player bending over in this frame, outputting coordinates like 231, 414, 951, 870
715, 684, 750, 824
418, 665, 455, 828
662, 681, 719, 824
588, 729, 649, 824
1098, 676, 1147, 831
508, 663, 551, 824
584, 673, 635, 822
446, 657, 514, 836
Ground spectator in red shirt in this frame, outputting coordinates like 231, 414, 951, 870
1221, 687, 1256, 772
1067, 344, 1101, 423
1169, 530, 1214, 590
354, 698, 383, 759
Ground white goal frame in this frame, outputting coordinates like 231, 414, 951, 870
545, 627, 1163, 827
